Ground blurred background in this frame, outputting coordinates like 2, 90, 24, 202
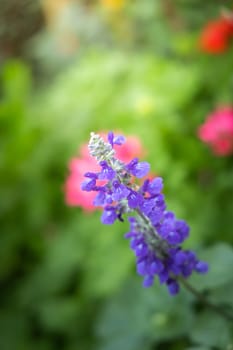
1, 1, 233, 349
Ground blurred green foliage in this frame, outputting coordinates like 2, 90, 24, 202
1, 1, 233, 349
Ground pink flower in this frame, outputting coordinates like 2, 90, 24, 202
65, 133, 146, 211
198, 107, 233, 156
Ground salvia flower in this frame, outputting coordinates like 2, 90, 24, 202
81, 132, 208, 295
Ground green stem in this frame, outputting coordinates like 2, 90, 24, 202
179, 277, 233, 322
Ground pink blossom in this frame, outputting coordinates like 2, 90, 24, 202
65, 133, 146, 211
198, 107, 233, 156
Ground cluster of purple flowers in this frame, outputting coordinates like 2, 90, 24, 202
81, 132, 208, 295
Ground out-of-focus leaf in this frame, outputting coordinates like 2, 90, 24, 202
37, 297, 79, 332
209, 280, 233, 309
189, 311, 232, 348
189, 244, 233, 291
1, 60, 31, 101
0, 310, 29, 350
96, 278, 194, 349
186, 347, 212, 350
83, 220, 133, 297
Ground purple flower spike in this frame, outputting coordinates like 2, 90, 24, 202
80, 132, 209, 296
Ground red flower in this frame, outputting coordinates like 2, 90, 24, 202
199, 17, 233, 54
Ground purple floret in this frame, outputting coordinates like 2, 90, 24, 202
126, 158, 150, 178
98, 161, 116, 180
148, 177, 163, 195
81, 178, 96, 191
112, 181, 130, 201
101, 207, 118, 225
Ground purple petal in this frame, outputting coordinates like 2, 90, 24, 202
107, 131, 114, 147
112, 182, 130, 201
148, 177, 163, 195
149, 260, 164, 274
174, 251, 188, 265
167, 279, 180, 295
135, 243, 149, 257
101, 207, 117, 225
175, 220, 190, 241
84, 172, 98, 179
141, 179, 150, 193
81, 178, 96, 192
195, 261, 209, 274
124, 232, 135, 239
127, 190, 143, 209
131, 161, 150, 178
158, 269, 169, 284
93, 191, 106, 206
143, 275, 154, 288
113, 135, 126, 145
98, 161, 116, 180
166, 231, 181, 245
137, 261, 148, 276
140, 198, 155, 216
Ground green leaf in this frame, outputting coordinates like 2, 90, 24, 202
1, 60, 31, 101
37, 297, 79, 333
189, 244, 233, 291
83, 220, 133, 297
189, 311, 232, 348
0, 310, 29, 350
186, 347, 211, 350
96, 278, 194, 349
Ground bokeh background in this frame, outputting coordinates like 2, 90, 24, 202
1, 1, 233, 349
